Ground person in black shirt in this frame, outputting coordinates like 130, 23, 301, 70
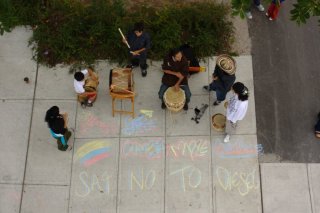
124, 22, 151, 77
158, 48, 191, 110
203, 54, 236, 106
45, 106, 71, 151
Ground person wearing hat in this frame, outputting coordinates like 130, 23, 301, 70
224, 82, 249, 143
203, 54, 236, 106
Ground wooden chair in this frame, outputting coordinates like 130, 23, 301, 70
109, 68, 135, 118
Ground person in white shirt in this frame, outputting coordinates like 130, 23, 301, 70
74, 67, 98, 107
224, 82, 249, 143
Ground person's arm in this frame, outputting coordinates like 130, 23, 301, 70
132, 33, 151, 55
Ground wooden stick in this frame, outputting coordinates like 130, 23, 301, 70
118, 28, 131, 49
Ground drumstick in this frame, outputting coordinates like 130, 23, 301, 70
110, 84, 135, 94
118, 28, 131, 49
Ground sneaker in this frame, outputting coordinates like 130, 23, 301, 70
213, 100, 221, 106
203, 85, 210, 91
256, 4, 265, 12
86, 102, 93, 107
141, 69, 147, 77
183, 103, 189, 111
224, 135, 230, 143
246, 12, 253, 19
269, 17, 273, 21
161, 102, 166, 109
265, 12, 269, 17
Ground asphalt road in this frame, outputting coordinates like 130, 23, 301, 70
248, 2, 320, 162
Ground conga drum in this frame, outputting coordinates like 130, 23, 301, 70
78, 72, 99, 103
211, 113, 226, 131
163, 87, 186, 112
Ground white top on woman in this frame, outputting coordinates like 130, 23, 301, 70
226, 94, 248, 123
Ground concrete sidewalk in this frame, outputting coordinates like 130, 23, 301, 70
0, 27, 318, 213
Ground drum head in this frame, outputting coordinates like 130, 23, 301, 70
164, 87, 186, 112
212, 113, 226, 131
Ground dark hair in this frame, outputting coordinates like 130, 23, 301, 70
133, 22, 144, 32
74, 71, 85, 81
169, 48, 182, 58
45, 106, 60, 128
232, 82, 249, 101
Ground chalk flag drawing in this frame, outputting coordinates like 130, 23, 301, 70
216, 167, 258, 196
122, 138, 164, 159
122, 114, 158, 135
213, 143, 264, 159
140, 109, 153, 118
75, 140, 112, 167
78, 111, 118, 135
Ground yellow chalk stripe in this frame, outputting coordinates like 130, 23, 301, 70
75, 140, 110, 159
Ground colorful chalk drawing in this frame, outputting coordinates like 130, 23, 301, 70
76, 170, 111, 197
166, 139, 209, 160
140, 109, 153, 118
129, 168, 156, 191
216, 167, 258, 196
78, 111, 118, 136
121, 138, 164, 159
169, 166, 202, 192
75, 140, 112, 167
122, 114, 159, 135
213, 142, 264, 159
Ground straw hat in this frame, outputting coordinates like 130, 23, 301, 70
216, 54, 236, 75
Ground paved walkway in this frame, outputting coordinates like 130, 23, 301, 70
0, 27, 318, 213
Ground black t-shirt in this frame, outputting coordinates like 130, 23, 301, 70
161, 55, 189, 86
50, 115, 66, 135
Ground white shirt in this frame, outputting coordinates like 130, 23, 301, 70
226, 94, 248, 123
74, 69, 88, 94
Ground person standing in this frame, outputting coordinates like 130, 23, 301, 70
246, 0, 265, 19
45, 106, 72, 151
158, 48, 191, 110
124, 22, 151, 77
224, 82, 249, 143
203, 54, 236, 106
266, 0, 285, 21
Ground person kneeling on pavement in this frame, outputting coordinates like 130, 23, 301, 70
158, 48, 191, 111
74, 67, 99, 107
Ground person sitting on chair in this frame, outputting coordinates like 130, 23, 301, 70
158, 48, 191, 111
74, 67, 98, 107
45, 106, 71, 151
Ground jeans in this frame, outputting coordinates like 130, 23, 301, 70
253, 0, 260, 6
158, 84, 191, 104
131, 51, 147, 70
209, 82, 227, 102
